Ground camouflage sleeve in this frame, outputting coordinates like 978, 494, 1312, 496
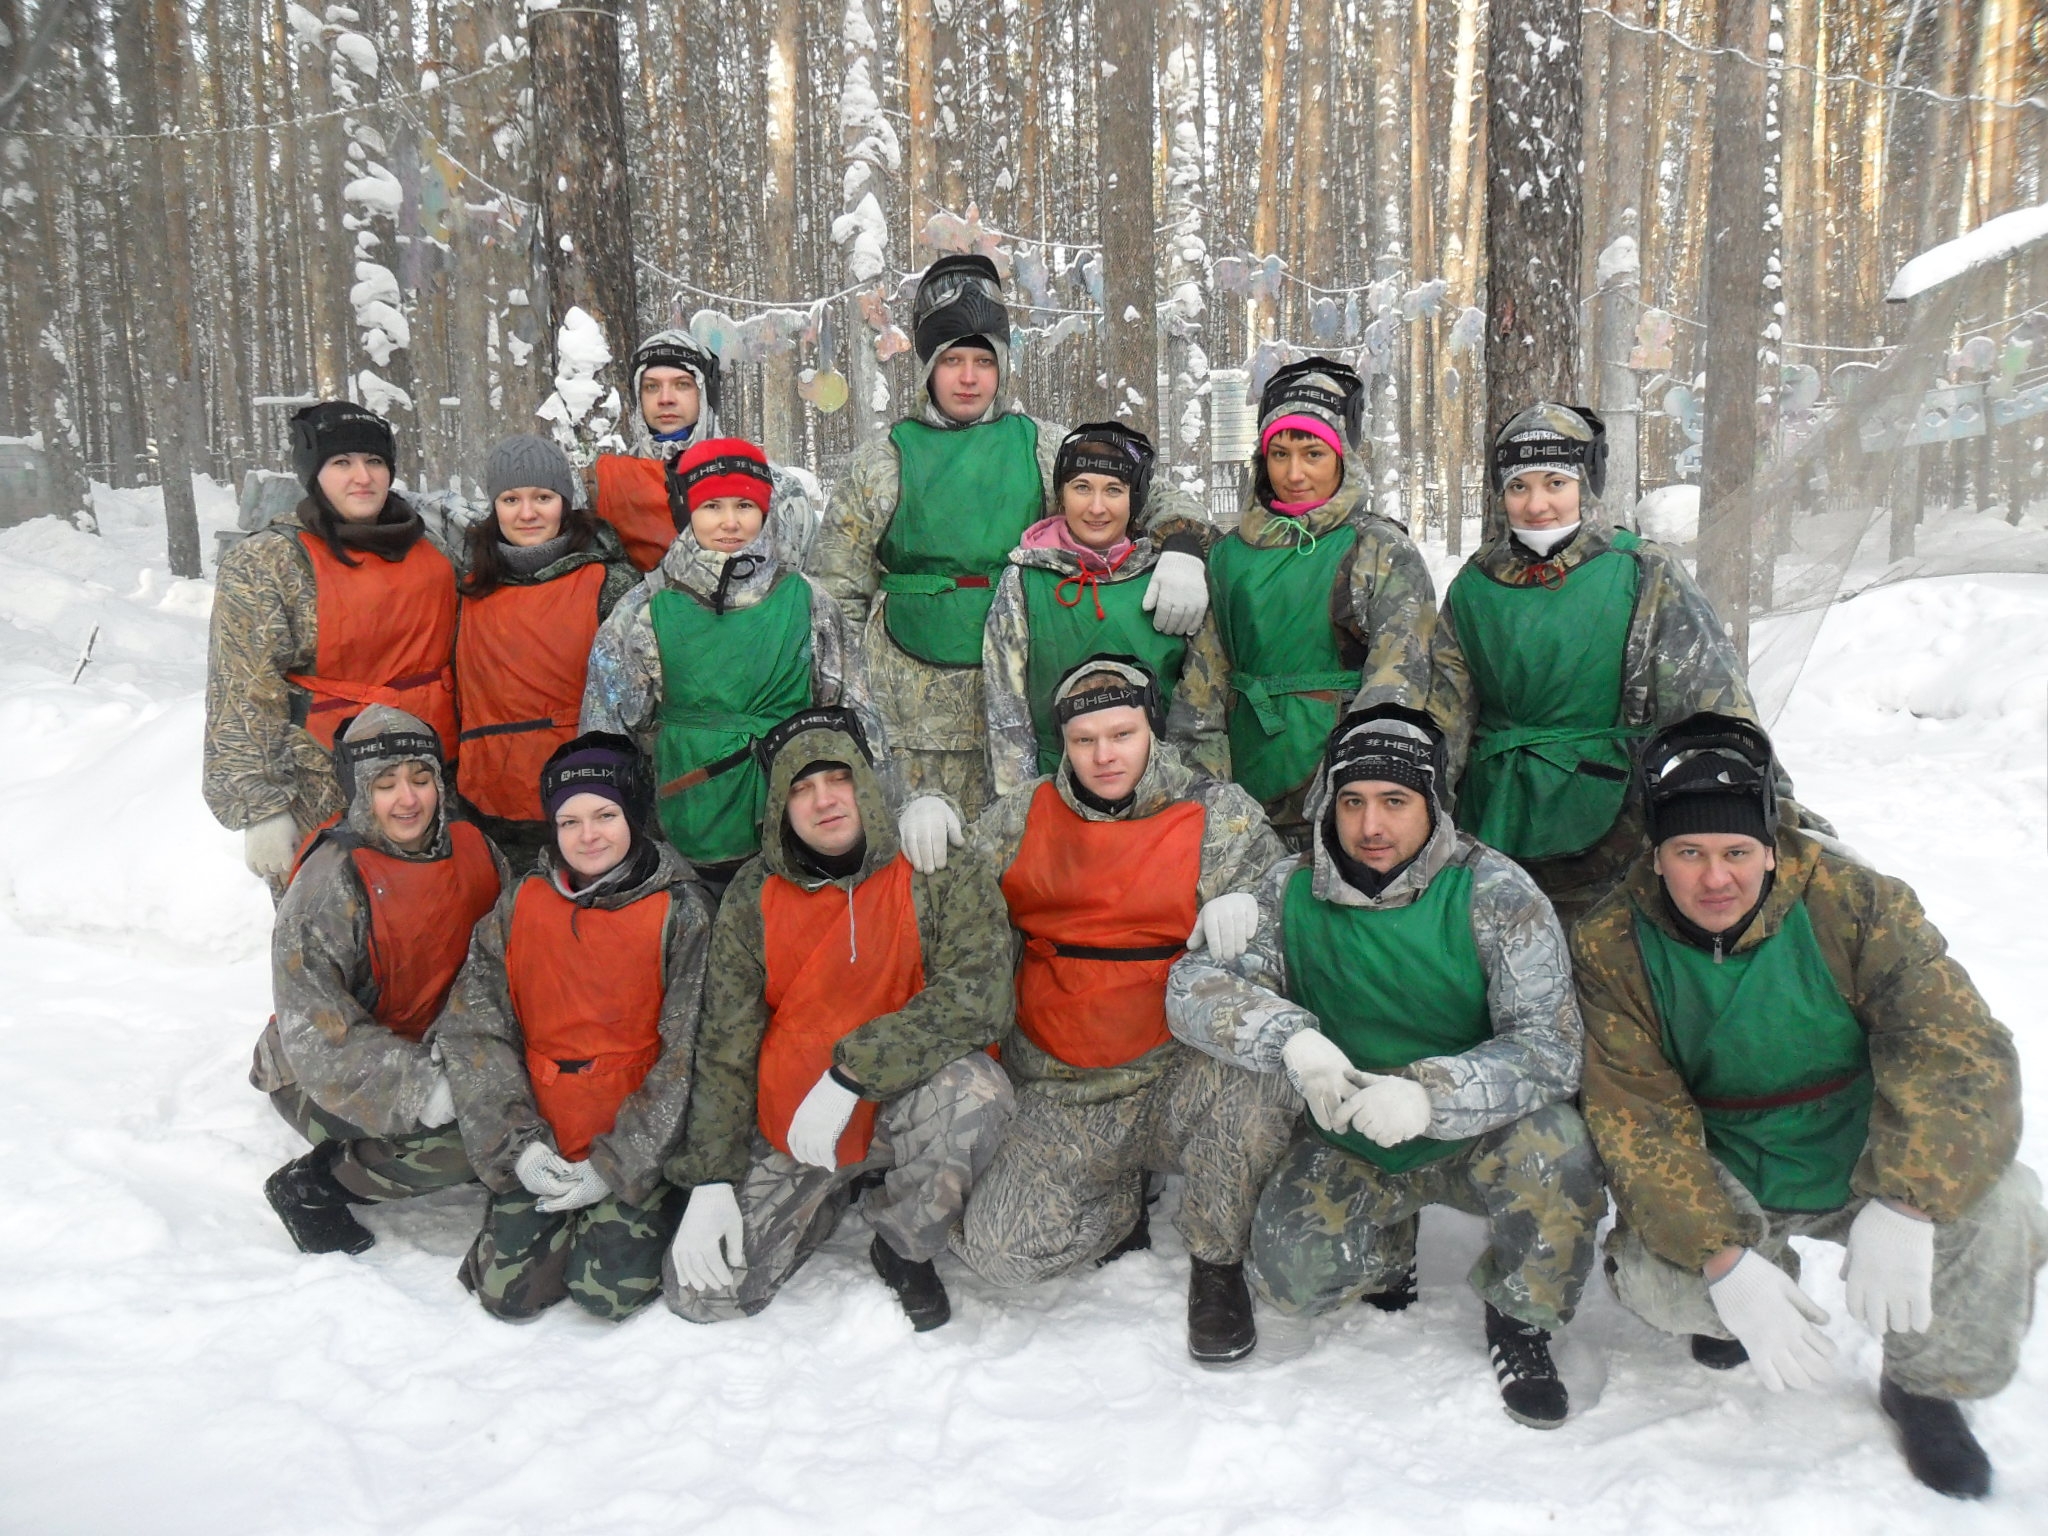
1165, 609, 1232, 781
203, 532, 321, 830
438, 883, 549, 1193
803, 576, 899, 802
963, 779, 1038, 879
1345, 518, 1438, 710
1407, 847, 1582, 1137
663, 861, 772, 1191
1031, 416, 1066, 505
835, 849, 1015, 1099
769, 462, 819, 573
1194, 776, 1292, 905
1810, 852, 2025, 1222
579, 579, 663, 749
1166, 854, 1314, 1072
811, 436, 900, 628
1627, 542, 1760, 731
591, 882, 716, 1204
1573, 894, 1757, 1269
1144, 481, 1221, 551
271, 845, 444, 1139
981, 567, 1041, 800
1426, 588, 1479, 789
590, 524, 642, 619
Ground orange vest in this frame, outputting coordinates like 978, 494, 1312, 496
505, 875, 673, 1162
286, 531, 459, 753
1001, 783, 1205, 1070
757, 856, 926, 1165
593, 455, 679, 572
455, 563, 607, 822
345, 819, 501, 1041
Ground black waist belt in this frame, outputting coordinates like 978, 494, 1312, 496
1045, 941, 1185, 962
658, 742, 755, 799
459, 716, 558, 742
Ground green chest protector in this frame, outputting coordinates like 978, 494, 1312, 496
1020, 563, 1188, 776
877, 415, 1045, 667
1636, 899, 1872, 1212
1445, 532, 1644, 862
1211, 525, 1361, 806
649, 577, 814, 865
1282, 863, 1491, 1173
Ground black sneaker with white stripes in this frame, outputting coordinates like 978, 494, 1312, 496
1484, 1303, 1568, 1428
1361, 1259, 1418, 1312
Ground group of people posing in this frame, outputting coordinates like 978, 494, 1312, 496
203, 255, 2042, 1500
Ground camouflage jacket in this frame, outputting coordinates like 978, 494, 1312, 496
438, 840, 714, 1205
1574, 829, 2024, 1269
971, 737, 1289, 1103
1166, 761, 1581, 1138
982, 533, 1231, 799
664, 719, 1013, 1190
248, 807, 512, 1139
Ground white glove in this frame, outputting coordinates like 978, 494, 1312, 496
513, 1141, 579, 1201
671, 1182, 745, 1292
1842, 1199, 1935, 1336
1337, 1072, 1434, 1146
1186, 892, 1259, 962
1281, 1030, 1367, 1134
897, 796, 963, 874
243, 812, 299, 880
1141, 549, 1209, 636
418, 1074, 457, 1128
785, 1071, 862, 1170
535, 1158, 610, 1214
1707, 1249, 1838, 1391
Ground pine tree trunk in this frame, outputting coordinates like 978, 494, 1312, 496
1098, 0, 1157, 436
762, 0, 803, 460
1251, 0, 1292, 342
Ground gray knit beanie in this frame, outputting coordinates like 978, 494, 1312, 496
486, 434, 578, 506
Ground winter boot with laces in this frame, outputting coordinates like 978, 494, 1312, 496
1187, 1256, 1257, 1365
1880, 1378, 1992, 1499
1485, 1302, 1568, 1428
870, 1234, 951, 1331
264, 1142, 375, 1256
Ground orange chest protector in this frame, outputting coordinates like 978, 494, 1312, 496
455, 564, 607, 822
505, 876, 673, 1162
287, 532, 459, 752
351, 820, 501, 1041
758, 856, 926, 1165
1000, 784, 1205, 1069
592, 455, 679, 573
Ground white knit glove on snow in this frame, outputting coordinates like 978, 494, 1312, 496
1281, 1030, 1367, 1134
535, 1158, 610, 1214
1707, 1250, 1837, 1391
513, 1141, 579, 1201
1141, 550, 1209, 637
243, 812, 299, 880
418, 1074, 457, 1128
1186, 892, 1259, 962
1338, 1073, 1434, 1146
1842, 1199, 1935, 1335
671, 1181, 745, 1292
786, 1071, 862, 1170
897, 796, 963, 874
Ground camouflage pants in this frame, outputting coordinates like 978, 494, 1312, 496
1606, 1159, 2048, 1400
1250, 1103, 1606, 1331
899, 747, 995, 823
954, 1046, 1299, 1283
461, 1182, 689, 1323
269, 1085, 474, 1202
667, 1053, 1013, 1322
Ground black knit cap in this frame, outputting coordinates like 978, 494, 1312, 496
1323, 703, 1446, 803
289, 401, 396, 491
1639, 712, 1778, 846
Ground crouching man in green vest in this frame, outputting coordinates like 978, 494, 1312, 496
1575, 714, 2045, 1500
1166, 705, 1603, 1428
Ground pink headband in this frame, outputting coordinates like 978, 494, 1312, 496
1260, 413, 1344, 458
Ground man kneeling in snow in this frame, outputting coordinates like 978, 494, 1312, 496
1166, 705, 1602, 1425
1576, 713, 2047, 1499
663, 708, 1014, 1330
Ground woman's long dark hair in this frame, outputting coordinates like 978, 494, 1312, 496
459, 498, 601, 597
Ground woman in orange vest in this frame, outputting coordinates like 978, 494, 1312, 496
454, 434, 637, 869
439, 733, 714, 1323
205, 402, 460, 892
251, 707, 507, 1256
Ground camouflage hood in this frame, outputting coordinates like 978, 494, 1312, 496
759, 716, 901, 888
336, 704, 454, 858
1239, 470, 1374, 542
1053, 732, 1200, 824
627, 328, 723, 462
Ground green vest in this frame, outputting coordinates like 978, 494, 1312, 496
1211, 525, 1362, 805
649, 577, 814, 865
1282, 862, 1491, 1173
876, 415, 1045, 666
1020, 562, 1189, 777
1445, 531, 1645, 862
1636, 899, 1873, 1212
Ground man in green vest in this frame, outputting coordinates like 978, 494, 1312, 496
1576, 714, 2043, 1499
1167, 705, 1601, 1428
813, 255, 1214, 851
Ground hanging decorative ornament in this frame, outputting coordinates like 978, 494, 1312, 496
923, 208, 971, 252
875, 325, 913, 362
1344, 292, 1362, 340
1447, 305, 1486, 359
1310, 297, 1343, 342
1628, 309, 1676, 371
1014, 249, 1053, 313
1400, 279, 1448, 319
858, 286, 892, 333
1209, 256, 1252, 296
1368, 278, 1399, 317
799, 369, 851, 413
1253, 255, 1286, 304
690, 308, 743, 363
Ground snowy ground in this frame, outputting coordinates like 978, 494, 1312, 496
1, 491, 2044, 1534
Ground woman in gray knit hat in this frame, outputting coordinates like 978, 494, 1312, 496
453, 433, 639, 869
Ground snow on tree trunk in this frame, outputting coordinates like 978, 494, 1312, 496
1098, 0, 1157, 437
1161, 0, 1209, 484
836, 0, 897, 441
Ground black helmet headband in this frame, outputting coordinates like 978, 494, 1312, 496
757, 705, 876, 771
632, 334, 723, 421
1054, 422, 1156, 517
1260, 359, 1367, 451
1052, 655, 1165, 735
331, 718, 443, 804
1491, 403, 1609, 498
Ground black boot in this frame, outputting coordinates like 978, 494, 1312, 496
1187, 1256, 1257, 1365
1485, 1303, 1568, 1428
1880, 1378, 1992, 1500
870, 1234, 951, 1331
1362, 1259, 1419, 1313
264, 1143, 375, 1256
1690, 1333, 1750, 1370
1096, 1171, 1160, 1267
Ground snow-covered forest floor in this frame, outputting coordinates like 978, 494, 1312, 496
1, 487, 2044, 1534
